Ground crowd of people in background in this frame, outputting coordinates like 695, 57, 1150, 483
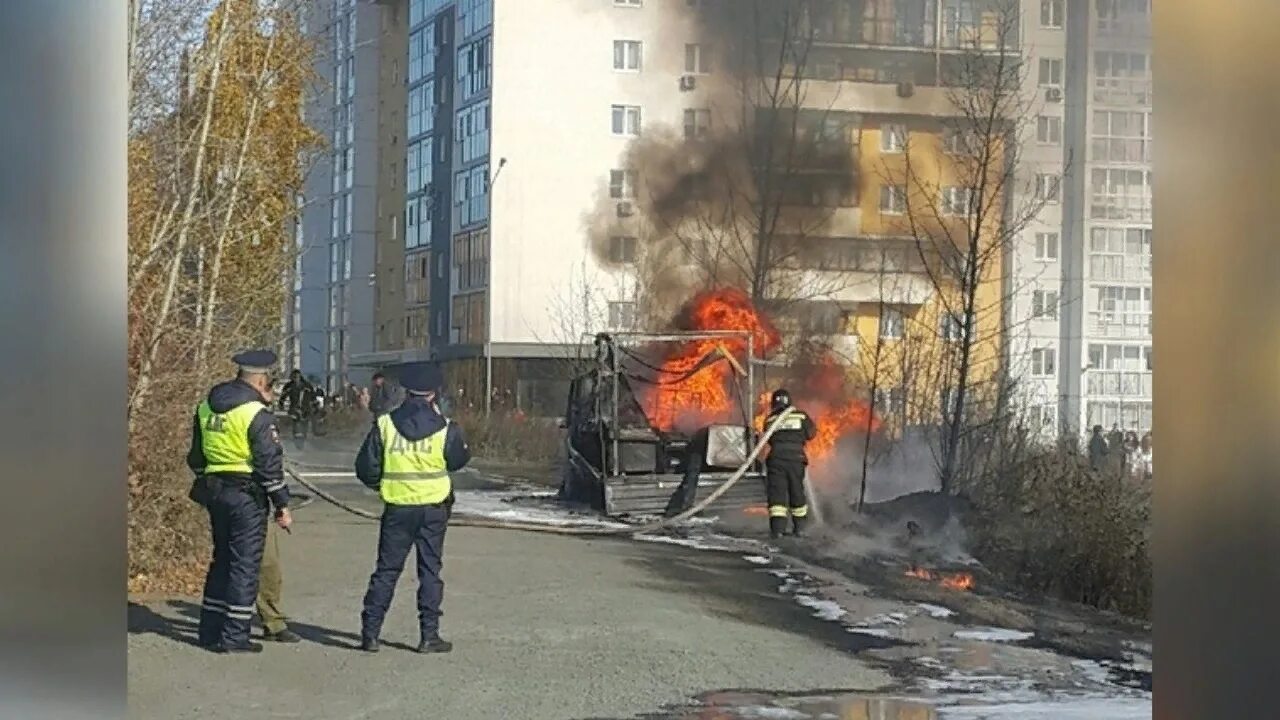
1089, 424, 1153, 481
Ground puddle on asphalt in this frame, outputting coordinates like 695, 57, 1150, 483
654, 690, 937, 719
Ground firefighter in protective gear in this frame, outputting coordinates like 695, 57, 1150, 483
186, 349, 293, 654
763, 388, 817, 539
355, 362, 471, 654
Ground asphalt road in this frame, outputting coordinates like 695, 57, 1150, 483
127, 497, 892, 720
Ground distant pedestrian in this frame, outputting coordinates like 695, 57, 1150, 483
1088, 425, 1108, 472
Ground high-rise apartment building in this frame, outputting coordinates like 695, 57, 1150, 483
295, 0, 384, 393
293, 0, 1152, 432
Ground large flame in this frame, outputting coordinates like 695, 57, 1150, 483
644, 287, 781, 433
640, 288, 879, 478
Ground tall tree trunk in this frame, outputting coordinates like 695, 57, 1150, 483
128, 7, 234, 435
197, 23, 278, 376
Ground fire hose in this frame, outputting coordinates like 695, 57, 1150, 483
282, 407, 797, 537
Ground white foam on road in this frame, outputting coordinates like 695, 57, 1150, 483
953, 627, 1034, 642
918, 603, 956, 619
794, 594, 848, 622
743, 555, 772, 565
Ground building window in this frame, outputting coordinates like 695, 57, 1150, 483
405, 253, 431, 305
1095, 51, 1151, 105
1029, 404, 1057, 434
609, 169, 637, 199
1040, 0, 1064, 28
880, 123, 906, 153
608, 301, 637, 330
1089, 343, 1152, 372
683, 108, 711, 139
456, 100, 491, 164
684, 43, 710, 74
1089, 226, 1151, 282
613, 40, 642, 71
879, 306, 904, 339
943, 126, 977, 155
611, 104, 642, 136
1038, 57, 1063, 88
1031, 347, 1057, 376
940, 313, 964, 342
1089, 168, 1152, 221
942, 186, 975, 216
457, 37, 491, 103
1091, 110, 1151, 164
875, 386, 906, 416
454, 228, 490, 291
454, 163, 490, 228
879, 184, 906, 214
1035, 232, 1059, 261
1035, 173, 1061, 204
608, 236, 638, 264
1036, 115, 1062, 145
1032, 290, 1059, 319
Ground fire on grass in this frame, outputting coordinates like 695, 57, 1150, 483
906, 567, 976, 592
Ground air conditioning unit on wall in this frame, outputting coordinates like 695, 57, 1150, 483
616, 202, 635, 218
1045, 87, 1063, 102
679, 75, 697, 91
896, 81, 915, 98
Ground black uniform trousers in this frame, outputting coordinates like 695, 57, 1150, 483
360, 503, 449, 643
198, 479, 269, 647
765, 459, 809, 533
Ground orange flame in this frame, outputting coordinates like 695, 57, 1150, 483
639, 288, 880, 481
905, 568, 975, 591
643, 288, 780, 433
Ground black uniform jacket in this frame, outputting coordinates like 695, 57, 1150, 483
764, 407, 818, 465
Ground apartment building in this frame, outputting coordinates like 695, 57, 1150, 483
294, 0, 1150, 426
294, 0, 386, 392
1063, 0, 1153, 434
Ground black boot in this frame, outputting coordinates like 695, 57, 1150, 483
769, 517, 789, 539
263, 628, 302, 643
211, 641, 264, 654
417, 636, 453, 654
359, 637, 380, 653
792, 515, 809, 537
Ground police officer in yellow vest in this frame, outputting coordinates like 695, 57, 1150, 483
355, 361, 470, 653
186, 349, 293, 653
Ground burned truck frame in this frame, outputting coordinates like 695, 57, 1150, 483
559, 331, 767, 517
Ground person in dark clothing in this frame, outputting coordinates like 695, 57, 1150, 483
355, 362, 471, 654
279, 369, 318, 438
763, 389, 818, 539
1088, 425, 1108, 472
186, 349, 292, 654
367, 371, 404, 418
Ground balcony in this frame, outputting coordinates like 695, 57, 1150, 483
1086, 369, 1152, 399
1087, 311, 1151, 339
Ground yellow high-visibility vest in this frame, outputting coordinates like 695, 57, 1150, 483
378, 414, 452, 506
197, 400, 267, 474
768, 411, 808, 432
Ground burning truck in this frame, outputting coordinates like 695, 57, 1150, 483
558, 288, 881, 518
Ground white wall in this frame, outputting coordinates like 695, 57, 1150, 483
487, 0, 699, 346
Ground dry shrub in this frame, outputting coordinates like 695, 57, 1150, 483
128, 380, 211, 596
961, 431, 1152, 618
454, 409, 563, 466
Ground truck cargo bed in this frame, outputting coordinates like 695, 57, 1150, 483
602, 471, 766, 517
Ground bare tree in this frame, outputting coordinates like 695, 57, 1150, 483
881, 0, 1068, 493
